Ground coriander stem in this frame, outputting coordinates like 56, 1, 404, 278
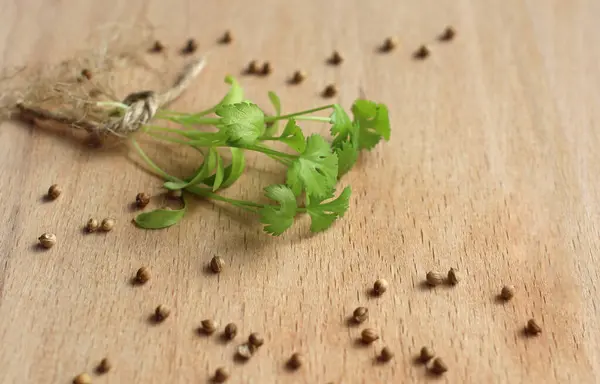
265, 105, 334, 122
242, 145, 297, 159
146, 132, 191, 146
131, 140, 178, 181
293, 116, 331, 122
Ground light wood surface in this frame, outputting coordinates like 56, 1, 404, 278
1, 0, 599, 383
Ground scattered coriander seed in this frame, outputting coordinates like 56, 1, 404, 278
47, 184, 61, 200
201, 319, 218, 334
150, 40, 164, 53
430, 357, 448, 375
101, 218, 115, 232
419, 346, 435, 362
167, 189, 182, 199
81, 69, 92, 80
261, 62, 272, 76
248, 332, 264, 347
414, 45, 430, 59
291, 70, 307, 84
373, 278, 389, 295
440, 26, 456, 41
220, 30, 233, 44
352, 307, 368, 323
287, 352, 303, 369
210, 256, 225, 273
182, 38, 197, 54
500, 285, 515, 300
379, 346, 394, 362
85, 218, 99, 233
38, 233, 56, 249
328, 50, 343, 65
136, 267, 150, 284
360, 328, 379, 344
135, 192, 150, 208
447, 268, 460, 285
246, 60, 259, 74
322, 84, 337, 98
426, 271, 444, 286
381, 36, 399, 52
526, 319, 542, 335
73, 373, 92, 384
236, 343, 255, 359
154, 305, 170, 321
97, 358, 111, 373
224, 323, 238, 340
214, 367, 230, 383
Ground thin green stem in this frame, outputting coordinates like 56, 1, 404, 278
242, 144, 297, 159
265, 105, 334, 122
146, 132, 191, 146
131, 140, 177, 181
293, 116, 331, 122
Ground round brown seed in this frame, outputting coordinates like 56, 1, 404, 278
382, 37, 399, 52
379, 346, 394, 362
97, 358, 111, 373
322, 84, 337, 98
426, 271, 444, 286
38, 233, 56, 249
73, 373, 92, 384
182, 38, 197, 54
430, 357, 448, 374
136, 192, 150, 208
101, 218, 115, 232
419, 346, 435, 362
236, 343, 255, 359
261, 62, 272, 76
81, 69, 92, 80
247, 60, 259, 74
287, 352, 303, 369
328, 50, 343, 65
526, 319, 542, 335
224, 323, 238, 340
210, 256, 225, 273
220, 30, 233, 44
352, 307, 368, 323
361, 328, 379, 344
373, 278, 389, 295
136, 267, 150, 284
85, 218, 99, 233
214, 367, 230, 382
248, 332, 264, 347
291, 70, 306, 84
47, 184, 61, 199
154, 305, 170, 321
440, 26, 456, 41
447, 268, 460, 285
150, 40, 164, 53
500, 285, 515, 300
201, 319, 218, 334
414, 45, 430, 59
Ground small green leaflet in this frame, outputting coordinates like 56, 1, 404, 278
286, 134, 338, 198
306, 186, 352, 232
202, 147, 246, 189
135, 200, 187, 229
335, 141, 359, 177
217, 75, 244, 106
259, 184, 297, 235
279, 119, 306, 152
351, 100, 391, 150
164, 147, 219, 190
264, 91, 281, 137
216, 102, 266, 145
330, 104, 353, 147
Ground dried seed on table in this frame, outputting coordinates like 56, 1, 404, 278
430, 357, 448, 374
214, 367, 230, 382
526, 319, 542, 335
447, 268, 459, 285
220, 30, 233, 44
47, 184, 61, 200
500, 285, 515, 300
201, 319, 218, 334
85, 218, 99, 233
101, 218, 115, 232
261, 62, 272, 76
440, 26, 456, 41
287, 353, 303, 369
379, 346, 394, 362
73, 373, 92, 384
97, 358, 111, 373
353, 307, 368, 323
414, 45, 430, 59
81, 69, 92, 80
246, 60, 259, 74
322, 84, 337, 98
210, 256, 225, 273
224, 323, 238, 340
136, 267, 150, 284
361, 328, 379, 344
154, 305, 170, 321
182, 38, 197, 54
291, 70, 306, 84
237, 343, 255, 359
426, 271, 444, 286
150, 40, 164, 53
419, 346, 435, 362
373, 278, 389, 295
38, 233, 56, 249
381, 36, 399, 52
328, 50, 343, 65
135, 192, 150, 208
248, 332, 264, 347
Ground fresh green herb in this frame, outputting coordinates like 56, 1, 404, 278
131, 76, 391, 235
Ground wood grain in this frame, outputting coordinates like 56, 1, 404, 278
1, 0, 599, 383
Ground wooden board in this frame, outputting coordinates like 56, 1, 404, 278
1, 0, 599, 382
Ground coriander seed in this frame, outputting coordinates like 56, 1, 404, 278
526, 319, 542, 335
430, 357, 448, 374
150, 40, 164, 53
136, 192, 150, 208
210, 256, 225, 273
328, 50, 343, 65
381, 37, 399, 52
248, 332, 264, 347
236, 343, 255, 359
440, 26, 456, 41
287, 352, 303, 369
261, 62, 272, 76
291, 70, 306, 84
136, 267, 150, 284
81, 69, 92, 80
224, 323, 238, 340
154, 305, 170, 321
101, 218, 115, 232
47, 184, 61, 200
167, 189, 182, 199
38, 233, 56, 249
214, 367, 230, 382
360, 328, 379, 344
97, 358, 111, 373
201, 319, 218, 334
447, 268, 460, 285
85, 218, 99, 233
373, 278, 389, 295
352, 307, 368, 323
220, 30, 233, 44
414, 45, 430, 59
73, 373, 92, 384
246, 60, 259, 74
426, 271, 444, 286
500, 285, 515, 300
182, 38, 197, 54
419, 346, 435, 362
322, 84, 337, 98
379, 346, 394, 362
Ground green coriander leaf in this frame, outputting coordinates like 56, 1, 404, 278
134, 199, 187, 229
216, 102, 266, 146
330, 104, 353, 147
265, 91, 281, 136
259, 184, 297, 236
306, 186, 351, 232
218, 75, 244, 106
286, 134, 338, 198
352, 100, 391, 150
335, 141, 359, 177
164, 148, 218, 190
279, 119, 306, 152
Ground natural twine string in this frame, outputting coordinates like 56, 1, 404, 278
15, 56, 207, 136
